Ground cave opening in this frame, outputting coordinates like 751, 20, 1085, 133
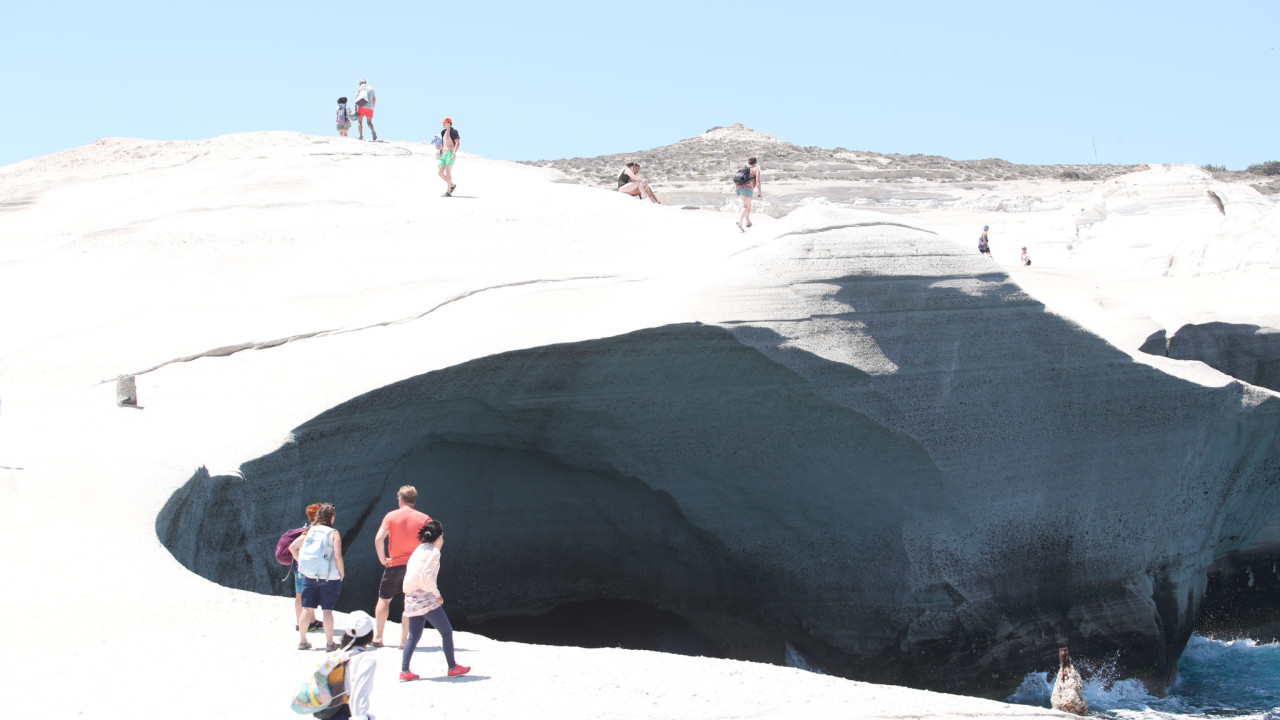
452, 599, 723, 659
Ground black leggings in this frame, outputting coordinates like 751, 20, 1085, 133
402, 606, 456, 672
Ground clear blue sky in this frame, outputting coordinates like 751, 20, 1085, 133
4, 0, 1277, 169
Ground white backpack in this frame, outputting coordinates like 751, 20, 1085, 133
297, 526, 336, 579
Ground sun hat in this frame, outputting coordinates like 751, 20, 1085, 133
345, 610, 374, 638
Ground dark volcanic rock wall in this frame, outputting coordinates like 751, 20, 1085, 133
158, 224, 1280, 698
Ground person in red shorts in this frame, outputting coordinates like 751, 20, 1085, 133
373, 485, 430, 647
354, 78, 377, 141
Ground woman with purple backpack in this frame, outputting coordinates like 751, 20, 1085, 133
277, 503, 323, 634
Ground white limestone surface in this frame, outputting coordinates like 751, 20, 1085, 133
2, 131, 1276, 718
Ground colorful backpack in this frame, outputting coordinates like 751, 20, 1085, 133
290, 648, 365, 717
336, 104, 349, 124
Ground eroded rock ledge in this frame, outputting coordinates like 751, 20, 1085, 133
159, 224, 1280, 698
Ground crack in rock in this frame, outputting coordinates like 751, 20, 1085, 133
110, 275, 616, 381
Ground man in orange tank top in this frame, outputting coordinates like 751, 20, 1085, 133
373, 485, 431, 647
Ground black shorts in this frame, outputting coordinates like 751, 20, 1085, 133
378, 564, 408, 600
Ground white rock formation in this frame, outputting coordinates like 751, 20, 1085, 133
2, 131, 1278, 717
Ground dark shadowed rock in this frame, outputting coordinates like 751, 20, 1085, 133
157, 224, 1280, 699
1139, 330, 1168, 356
1143, 322, 1280, 392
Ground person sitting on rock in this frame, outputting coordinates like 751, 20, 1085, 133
617, 162, 661, 203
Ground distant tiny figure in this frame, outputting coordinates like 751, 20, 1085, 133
439, 118, 460, 196
617, 162, 661, 203
1021, 246, 1032, 266
291, 502, 345, 652
373, 485, 431, 649
335, 97, 352, 138
354, 79, 376, 141
1051, 647, 1088, 715
734, 157, 762, 232
399, 519, 470, 682
978, 225, 991, 255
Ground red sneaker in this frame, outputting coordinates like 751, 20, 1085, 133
398, 671, 419, 683
447, 665, 471, 677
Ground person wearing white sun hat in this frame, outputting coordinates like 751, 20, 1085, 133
322, 610, 378, 720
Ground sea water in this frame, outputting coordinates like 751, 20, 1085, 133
1006, 635, 1280, 719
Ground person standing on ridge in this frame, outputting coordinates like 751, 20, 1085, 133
373, 485, 431, 648
734, 157, 762, 232
335, 97, 352, 138
354, 79, 377, 141
439, 117, 460, 196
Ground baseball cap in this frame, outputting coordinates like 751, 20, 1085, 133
442, 117, 452, 124
345, 610, 374, 638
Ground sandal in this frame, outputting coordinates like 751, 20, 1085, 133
298, 640, 312, 650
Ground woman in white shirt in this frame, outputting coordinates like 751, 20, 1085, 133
399, 519, 470, 681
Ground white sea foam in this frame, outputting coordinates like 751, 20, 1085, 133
1008, 635, 1280, 718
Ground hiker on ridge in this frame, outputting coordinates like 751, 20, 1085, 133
734, 157, 761, 232
373, 485, 431, 648
354, 79, 377, 141
979, 225, 991, 255
439, 117, 460, 196
335, 97, 352, 138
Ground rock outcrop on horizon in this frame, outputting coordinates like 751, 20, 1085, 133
523, 122, 1139, 188
158, 220, 1280, 698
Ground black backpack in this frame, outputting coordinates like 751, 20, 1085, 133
733, 167, 752, 185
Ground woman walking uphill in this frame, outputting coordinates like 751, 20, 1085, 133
734, 157, 762, 232
291, 502, 345, 651
399, 519, 470, 681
